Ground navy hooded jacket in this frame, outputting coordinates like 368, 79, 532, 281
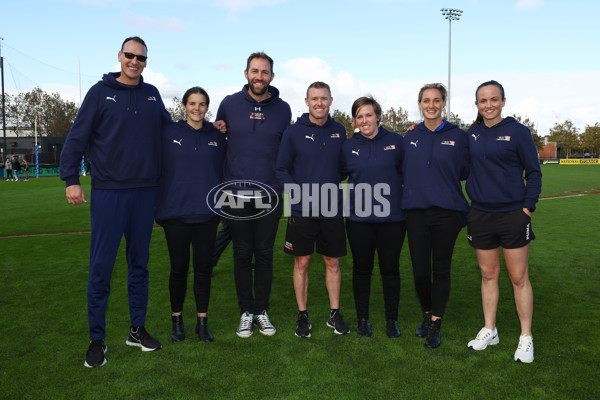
216, 84, 291, 195
401, 121, 470, 214
60, 72, 172, 189
466, 116, 542, 212
341, 127, 405, 223
275, 113, 346, 218
155, 120, 226, 224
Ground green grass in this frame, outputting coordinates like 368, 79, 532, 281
0, 166, 599, 399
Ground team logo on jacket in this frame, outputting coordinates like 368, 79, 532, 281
250, 106, 265, 120
173, 139, 182, 146
208, 141, 218, 147
147, 96, 157, 101
441, 140, 455, 146
330, 133, 341, 138
472, 133, 479, 141
496, 136, 511, 141
410, 141, 418, 147
106, 95, 116, 103
384, 145, 396, 150
305, 134, 315, 141
352, 149, 360, 157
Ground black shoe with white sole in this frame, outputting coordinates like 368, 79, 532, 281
84, 339, 107, 368
126, 326, 162, 351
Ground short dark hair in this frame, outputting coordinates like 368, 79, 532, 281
246, 52, 274, 74
351, 96, 382, 124
306, 81, 331, 98
182, 86, 210, 108
121, 36, 147, 53
418, 83, 447, 103
474, 80, 506, 126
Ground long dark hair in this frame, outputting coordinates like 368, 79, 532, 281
474, 80, 505, 126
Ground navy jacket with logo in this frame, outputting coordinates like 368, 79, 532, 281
60, 72, 172, 189
466, 116, 542, 212
275, 113, 346, 218
342, 127, 405, 223
401, 121, 470, 214
155, 120, 226, 224
216, 85, 291, 195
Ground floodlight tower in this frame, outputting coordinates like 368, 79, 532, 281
1, 36, 6, 160
440, 8, 462, 121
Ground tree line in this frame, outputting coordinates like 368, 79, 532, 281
1, 87, 79, 137
2, 88, 599, 157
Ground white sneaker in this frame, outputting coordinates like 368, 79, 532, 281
253, 310, 277, 336
236, 312, 253, 338
467, 327, 500, 350
514, 335, 534, 363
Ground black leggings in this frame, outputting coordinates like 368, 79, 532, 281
406, 208, 462, 318
346, 220, 407, 321
162, 218, 219, 314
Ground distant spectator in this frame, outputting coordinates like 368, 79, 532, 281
5, 157, 13, 181
11, 156, 21, 182
23, 158, 29, 181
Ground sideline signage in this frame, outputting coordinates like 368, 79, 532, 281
560, 159, 599, 164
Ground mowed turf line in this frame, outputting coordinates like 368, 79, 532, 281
0, 166, 598, 399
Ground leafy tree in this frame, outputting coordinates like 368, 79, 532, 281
381, 106, 412, 134
580, 123, 600, 157
513, 115, 544, 151
45, 92, 78, 136
548, 120, 580, 158
167, 96, 185, 121
3, 93, 28, 136
331, 109, 354, 138
5, 87, 79, 136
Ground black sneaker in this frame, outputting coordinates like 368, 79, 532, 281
415, 313, 431, 338
126, 326, 163, 351
295, 312, 312, 338
425, 318, 441, 349
84, 339, 107, 368
326, 309, 350, 335
386, 320, 401, 338
253, 310, 277, 336
357, 318, 372, 337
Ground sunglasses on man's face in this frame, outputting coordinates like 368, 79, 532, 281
122, 52, 147, 62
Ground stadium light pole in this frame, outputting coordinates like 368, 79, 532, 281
1, 36, 7, 162
440, 8, 462, 122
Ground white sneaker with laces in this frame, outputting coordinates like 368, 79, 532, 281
467, 327, 500, 350
254, 310, 277, 336
236, 312, 254, 338
514, 335, 534, 363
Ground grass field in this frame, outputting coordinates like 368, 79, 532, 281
0, 165, 599, 399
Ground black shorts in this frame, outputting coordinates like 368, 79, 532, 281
284, 217, 347, 257
467, 208, 535, 250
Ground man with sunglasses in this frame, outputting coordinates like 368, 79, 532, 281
60, 36, 172, 368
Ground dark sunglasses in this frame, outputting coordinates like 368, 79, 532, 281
122, 52, 147, 62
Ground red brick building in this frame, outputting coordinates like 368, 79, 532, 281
539, 140, 557, 160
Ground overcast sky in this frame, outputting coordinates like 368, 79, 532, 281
2, 0, 599, 135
